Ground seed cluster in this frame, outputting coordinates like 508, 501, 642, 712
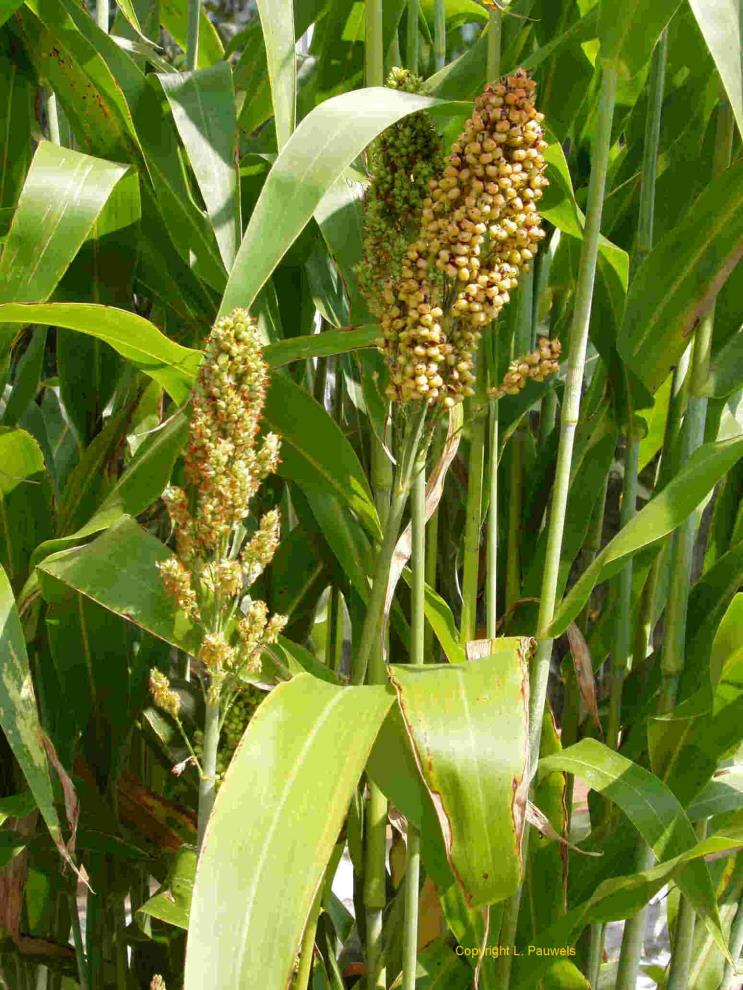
357, 68, 443, 318
489, 336, 562, 398
151, 310, 287, 714
376, 69, 548, 407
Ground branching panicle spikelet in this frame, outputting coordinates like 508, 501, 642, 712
358, 68, 444, 317
490, 336, 562, 398
378, 69, 548, 407
151, 310, 287, 716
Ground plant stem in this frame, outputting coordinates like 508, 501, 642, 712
96, 0, 108, 32
487, 8, 501, 81
68, 891, 89, 990
294, 886, 322, 990
401, 461, 426, 990
720, 891, 743, 990
197, 696, 220, 851
365, 0, 384, 87
486, 396, 499, 637
496, 63, 618, 988
185, 0, 200, 71
433, 0, 446, 69
407, 0, 419, 74
461, 351, 486, 644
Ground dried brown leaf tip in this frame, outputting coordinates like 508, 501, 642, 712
150, 976, 166, 990
376, 68, 549, 407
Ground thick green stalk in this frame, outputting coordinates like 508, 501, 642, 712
407, 0, 419, 74
47, 91, 61, 145
486, 391, 499, 638
96, 0, 108, 32
366, 0, 384, 87
720, 892, 743, 990
606, 436, 640, 749
402, 462, 426, 990
496, 64, 618, 988
461, 356, 487, 644
433, 0, 446, 70
185, 0, 200, 71
197, 697, 220, 851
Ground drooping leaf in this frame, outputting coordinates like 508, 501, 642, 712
0, 142, 131, 355
158, 65, 241, 271
549, 435, 743, 635
0, 303, 201, 404
618, 161, 743, 394
219, 87, 467, 316
183, 674, 393, 990
389, 639, 532, 907
540, 738, 728, 956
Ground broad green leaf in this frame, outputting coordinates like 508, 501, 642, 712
158, 65, 241, 270
256, 0, 295, 149
0, 303, 201, 404
598, 0, 681, 78
183, 674, 393, 990
1, 326, 47, 427
264, 324, 378, 366
0, 790, 36, 825
410, 938, 472, 990
618, 161, 743, 394
0, 428, 51, 587
37, 516, 200, 655
688, 766, 743, 821
390, 639, 531, 907
265, 373, 379, 538
549, 435, 743, 635
0, 564, 67, 860
0, 0, 23, 27
689, 0, 743, 137
0, 142, 130, 353
540, 739, 727, 955
219, 87, 467, 316
703, 330, 743, 399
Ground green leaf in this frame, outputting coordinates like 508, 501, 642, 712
0, 790, 36, 825
183, 674, 393, 990
618, 160, 743, 394
0, 0, 23, 27
0, 142, 130, 351
33, 411, 188, 566
549, 435, 743, 636
389, 638, 532, 907
410, 938, 472, 990
540, 738, 728, 956
0, 38, 34, 210
219, 87, 467, 316
703, 330, 743, 399
0, 564, 67, 859
158, 65, 241, 271
138, 845, 196, 930
687, 766, 743, 821
37, 516, 200, 655
264, 324, 378, 366
0, 428, 51, 587
256, 0, 296, 149
0, 303, 201, 404
264, 373, 379, 538
598, 0, 681, 78
688, 0, 743, 137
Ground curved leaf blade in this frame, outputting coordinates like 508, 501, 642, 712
549, 435, 743, 636
256, 0, 296, 150
389, 638, 532, 907
183, 675, 393, 990
689, 0, 743, 137
618, 160, 743, 394
219, 87, 467, 316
